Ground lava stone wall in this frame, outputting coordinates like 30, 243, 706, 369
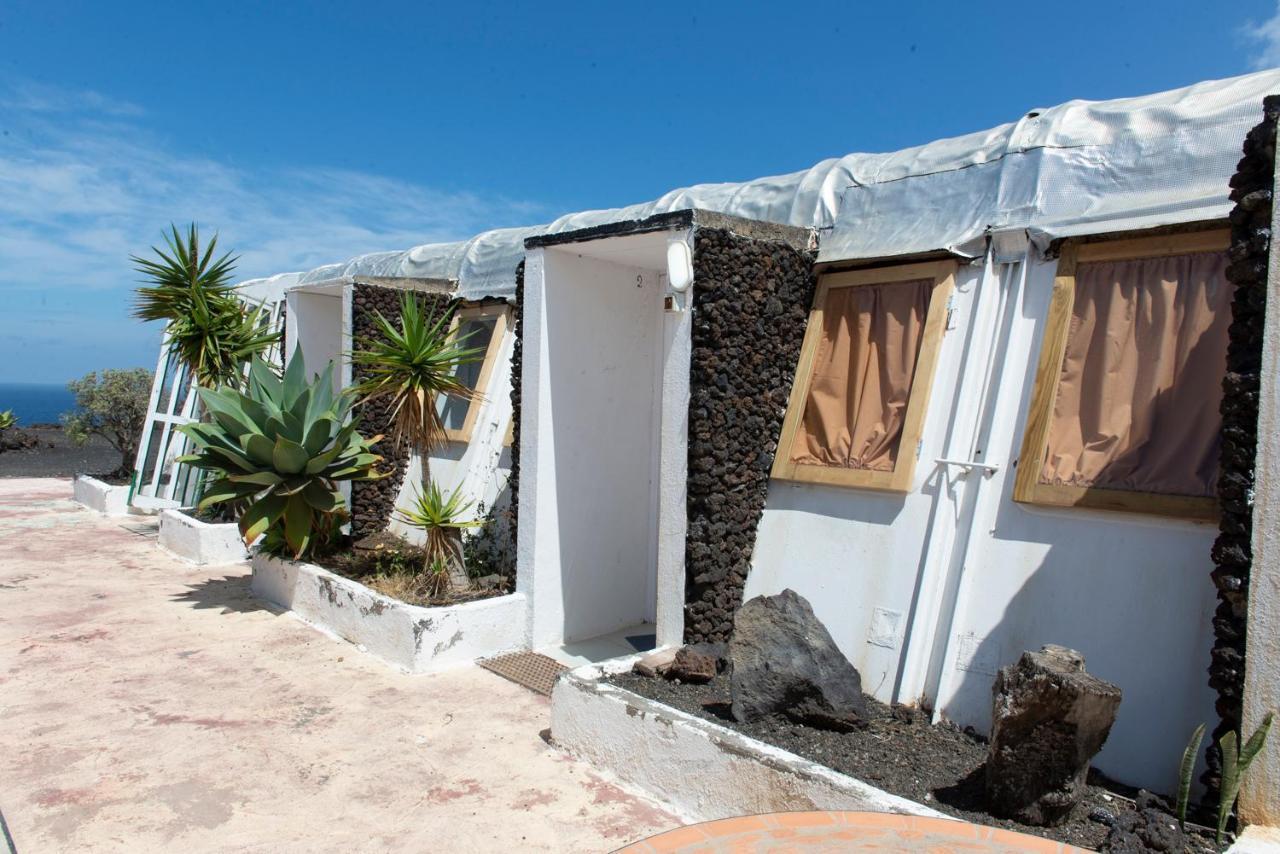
1205, 95, 1278, 797
684, 228, 817, 643
506, 262, 524, 550
349, 284, 452, 539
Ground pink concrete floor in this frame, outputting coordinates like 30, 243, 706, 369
0, 478, 678, 852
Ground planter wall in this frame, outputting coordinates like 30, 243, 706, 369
550, 657, 945, 823
157, 509, 249, 566
72, 474, 132, 516
251, 553, 526, 673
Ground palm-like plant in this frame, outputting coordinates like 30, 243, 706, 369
177, 350, 388, 558
395, 481, 483, 594
133, 223, 281, 390
348, 293, 485, 454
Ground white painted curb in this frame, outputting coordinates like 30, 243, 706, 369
72, 474, 132, 516
157, 509, 249, 566
251, 553, 526, 673
1229, 826, 1280, 853
550, 656, 948, 823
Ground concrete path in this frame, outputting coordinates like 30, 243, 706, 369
0, 478, 679, 853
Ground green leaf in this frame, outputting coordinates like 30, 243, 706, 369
301, 417, 337, 456
1240, 712, 1273, 768
1177, 722, 1205, 830
281, 347, 308, 404
272, 436, 310, 474
227, 471, 284, 486
239, 492, 286, 544
302, 480, 345, 513
283, 494, 312, 558
241, 432, 276, 466
1219, 730, 1240, 844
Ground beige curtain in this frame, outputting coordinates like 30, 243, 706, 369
790, 279, 933, 471
1039, 250, 1230, 497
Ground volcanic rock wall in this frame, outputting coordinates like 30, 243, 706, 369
348, 284, 452, 539
506, 262, 524, 551
683, 227, 816, 643
1206, 95, 1278, 796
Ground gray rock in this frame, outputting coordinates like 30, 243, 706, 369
986, 645, 1122, 827
729, 589, 867, 731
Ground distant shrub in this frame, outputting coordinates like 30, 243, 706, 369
62, 369, 153, 477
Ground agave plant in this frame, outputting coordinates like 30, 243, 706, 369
0, 410, 14, 432
177, 350, 388, 558
133, 223, 281, 390
348, 292, 485, 454
395, 481, 483, 594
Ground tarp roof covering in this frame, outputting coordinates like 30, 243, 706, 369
240, 69, 1280, 304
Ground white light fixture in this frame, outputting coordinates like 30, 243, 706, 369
667, 239, 694, 292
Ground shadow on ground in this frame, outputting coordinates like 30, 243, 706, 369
173, 573, 279, 615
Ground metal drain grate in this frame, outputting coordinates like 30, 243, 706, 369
478, 651, 568, 697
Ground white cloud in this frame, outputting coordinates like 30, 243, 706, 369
1245, 2, 1280, 70
0, 78, 548, 380
0, 81, 545, 294
0, 79, 145, 117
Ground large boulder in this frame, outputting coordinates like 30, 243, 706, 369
985, 645, 1122, 826
729, 589, 867, 731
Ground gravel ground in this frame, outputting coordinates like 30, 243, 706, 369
610, 671, 1172, 851
0, 426, 125, 479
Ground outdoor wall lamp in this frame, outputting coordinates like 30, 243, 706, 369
667, 238, 694, 292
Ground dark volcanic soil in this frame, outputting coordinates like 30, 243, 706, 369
0, 426, 125, 480
610, 671, 1214, 851
314, 531, 512, 608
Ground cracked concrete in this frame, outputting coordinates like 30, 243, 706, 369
0, 478, 678, 852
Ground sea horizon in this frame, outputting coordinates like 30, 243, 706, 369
0, 382, 77, 426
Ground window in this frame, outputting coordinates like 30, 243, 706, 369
772, 260, 955, 491
436, 302, 510, 444
1013, 229, 1230, 520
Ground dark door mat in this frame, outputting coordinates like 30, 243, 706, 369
118, 521, 159, 539
478, 651, 569, 697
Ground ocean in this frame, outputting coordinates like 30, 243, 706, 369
0, 383, 78, 426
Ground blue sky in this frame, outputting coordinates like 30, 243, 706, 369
1, 1, 1278, 383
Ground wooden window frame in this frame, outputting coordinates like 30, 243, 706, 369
771, 260, 956, 492
441, 302, 510, 445
1012, 229, 1230, 521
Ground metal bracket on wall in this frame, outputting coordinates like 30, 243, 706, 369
935, 457, 1000, 477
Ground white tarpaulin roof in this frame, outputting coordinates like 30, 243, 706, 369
241, 69, 1280, 303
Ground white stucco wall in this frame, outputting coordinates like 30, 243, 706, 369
251, 553, 526, 673
519, 247, 663, 647
157, 509, 249, 566
1239, 166, 1280, 828
286, 290, 344, 393
73, 474, 132, 516
745, 251, 1219, 793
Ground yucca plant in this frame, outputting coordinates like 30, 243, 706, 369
348, 292, 485, 455
394, 481, 482, 594
133, 223, 281, 390
176, 349, 388, 559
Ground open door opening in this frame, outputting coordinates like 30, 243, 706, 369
520, 225, 692, 664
